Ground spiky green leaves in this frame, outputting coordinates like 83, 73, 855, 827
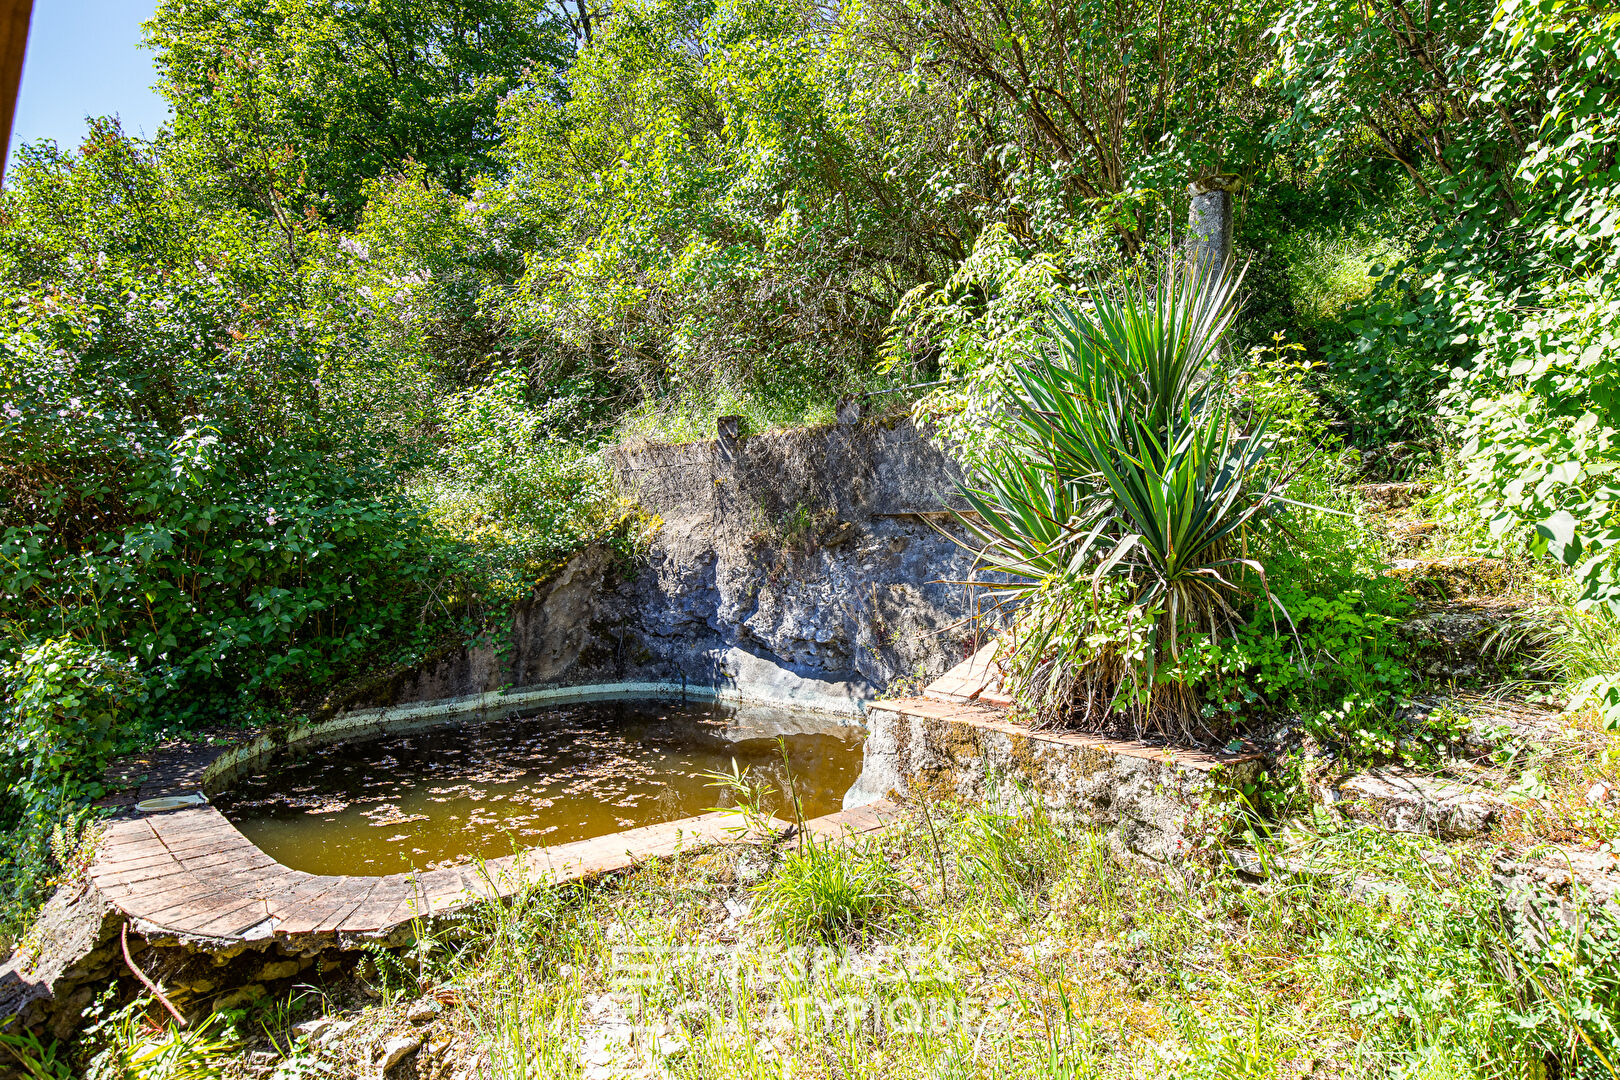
956, 258, 1284, 736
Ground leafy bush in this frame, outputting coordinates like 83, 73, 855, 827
0, 640, 140, 826
147, 0, 571, 224
1227, 333, 1345, 469
899, 223, 1127, 474
0, 293, 470, 724
310, 166, 524, 401
0, 641, 139, 937
488, 0, 962, 433
1272, 0, 1620, 603
411, 368, 619, 550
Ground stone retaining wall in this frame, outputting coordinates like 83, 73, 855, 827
849, 697, 1263, 863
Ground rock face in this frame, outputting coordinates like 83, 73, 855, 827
382, 419, 984, 708
1398, 597, 1529, 679
1356, 481, 1429, 512
0, 879, 122, 1041
1387, 555, 1511, 601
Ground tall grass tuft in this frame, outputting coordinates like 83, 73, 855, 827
1494, 601, 1620, 728
754, 840, 910, 944
952, 783, 1071, 917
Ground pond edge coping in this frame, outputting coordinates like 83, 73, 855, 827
88, 682, 888, 952
203, 680, 866, 795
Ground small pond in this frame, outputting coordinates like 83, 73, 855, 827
217, 699, 864, 876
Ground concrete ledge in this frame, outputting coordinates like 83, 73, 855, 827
202, 681, 864, 794
85, 683, 894, 952
849, 697, 1262, 862
96, 681, 865, 810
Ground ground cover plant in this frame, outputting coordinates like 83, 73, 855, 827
106, 790, 1619, 1080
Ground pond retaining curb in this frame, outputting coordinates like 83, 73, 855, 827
0, 684, 900, 1039
91, 801, 901, 949
85, 681, 887, 949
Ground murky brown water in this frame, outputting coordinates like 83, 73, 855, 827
217, 700, 865, 876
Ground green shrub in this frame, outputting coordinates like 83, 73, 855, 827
0, 639, 140, 825
1227, 333, 1349, 472
1272, 0, 1620, 602
0, 269, 504, 727
958, 260, 1286, 738
898, 223, 1128, 474
410, 367, 621, 553
0, 640, 140, 939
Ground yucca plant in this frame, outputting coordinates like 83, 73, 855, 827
957, 258, 1287, 740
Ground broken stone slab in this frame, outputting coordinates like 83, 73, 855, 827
255, 956, 308, 981
1492, 844, 1620, 945
379, 1031, 423, 1072
212, 983, 267, 1012
1494, 845, 1620, 908
1228, 833, 1619, 956
301, 1017, 356, 1048
922, 641, 1005, 705
294, 1017, 337, 1042
1223, 845, 1409, 906
1357, 482, 1429, 511
1397, 598, 1538, 680
1455, 696, 1577, 753
1387, 556, 1511, 601
1336, 770, 1530, 838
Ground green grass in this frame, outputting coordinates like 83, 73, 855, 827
614, 383, 843, 445
226, 791, 1620, 1080
1279, 228, 1406, 331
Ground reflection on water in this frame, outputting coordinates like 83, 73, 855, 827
216, 700, 864, 876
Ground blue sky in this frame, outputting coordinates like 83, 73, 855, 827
11, 0, 167, 159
